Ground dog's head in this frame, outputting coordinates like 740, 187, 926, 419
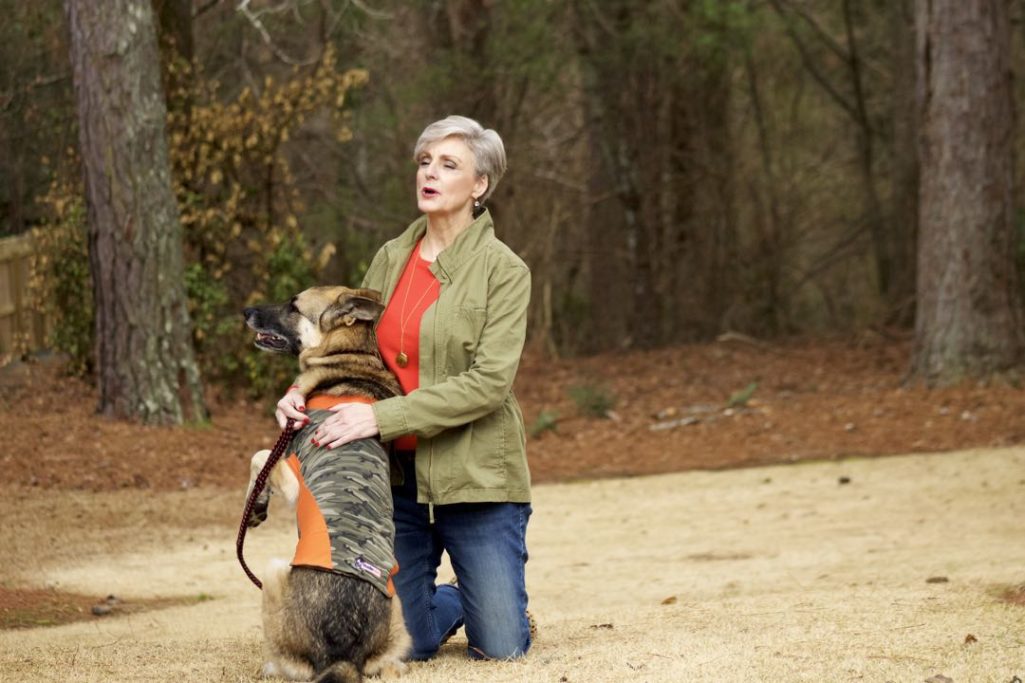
243, 286, 386, 356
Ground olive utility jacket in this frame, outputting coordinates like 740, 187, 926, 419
363, 209, 531, 505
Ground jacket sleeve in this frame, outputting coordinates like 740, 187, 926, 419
360, 247, 388, 291
372, 261, 530, 441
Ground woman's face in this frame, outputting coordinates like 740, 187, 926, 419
416, 136, 488, 219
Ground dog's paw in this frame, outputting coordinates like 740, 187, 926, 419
260, 658, 313, 681
364, 656, 407, 679
247, 502, 269, 527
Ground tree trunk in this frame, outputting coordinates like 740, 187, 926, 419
888, 0, 919, 325
678, 50, 737, 340
66, 0, 207, 423
912, 0, 1024, 383
152, 0, 194, 118
833, 0, 889, 306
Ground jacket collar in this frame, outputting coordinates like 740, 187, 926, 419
389, 209, 495, 283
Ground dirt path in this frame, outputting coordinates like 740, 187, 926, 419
2, 447, 1024, 682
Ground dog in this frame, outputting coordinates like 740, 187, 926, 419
243, 286, 410, 683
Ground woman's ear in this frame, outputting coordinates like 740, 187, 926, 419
474, 174, 489, 202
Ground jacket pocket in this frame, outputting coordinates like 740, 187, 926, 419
446, 306, 486, 371
435, 413, 506, 494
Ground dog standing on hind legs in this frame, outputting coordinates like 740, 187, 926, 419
243, 286, 412, 682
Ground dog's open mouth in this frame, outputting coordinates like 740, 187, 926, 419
254, 331, 289, 351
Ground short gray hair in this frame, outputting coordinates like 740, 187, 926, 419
413, 115, 507, 204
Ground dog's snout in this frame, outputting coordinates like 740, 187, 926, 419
243, 307, 257, 321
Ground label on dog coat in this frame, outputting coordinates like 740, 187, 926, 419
354, 557, 383, 578
286, 408, 397, 597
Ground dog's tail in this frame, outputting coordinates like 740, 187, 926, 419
314, 661, 361, 683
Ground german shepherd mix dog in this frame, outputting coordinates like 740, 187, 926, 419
243, 287, 411, 683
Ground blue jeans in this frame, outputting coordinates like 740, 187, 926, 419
391, 454, 532, 660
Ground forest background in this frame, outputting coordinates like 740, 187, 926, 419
5, 5, 1025, 671
1, 0, 1023, 412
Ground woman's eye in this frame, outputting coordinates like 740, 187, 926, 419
444, 163, 456, 169
418, 158, 430, 166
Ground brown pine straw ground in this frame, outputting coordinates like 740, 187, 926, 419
1, 336, 1024, 681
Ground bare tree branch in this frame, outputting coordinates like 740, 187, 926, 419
0, 74, 70, 113
194, 0, 221, 18
236, 0, 321, 66
767, 0, 859, 122
347, 0, 392, 20
841, 0, 871, 133
778, 0, 849, 63
234, 0, 390, 66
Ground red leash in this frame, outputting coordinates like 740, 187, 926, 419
237, 421, 297, 589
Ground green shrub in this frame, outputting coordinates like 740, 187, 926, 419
569, 383, 617, 418
529, 409, 560, 437
30, 191, 93, 377
28, 47, 361, 394
240, 232, 316, 399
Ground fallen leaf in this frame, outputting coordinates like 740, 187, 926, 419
924, 675, 953, 683
963, 634, 977, 644
589, 623, 614, 630
661, 596, 677, 605
926, 576, 949, 584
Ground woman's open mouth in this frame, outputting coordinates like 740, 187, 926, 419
421, 187, 439, 198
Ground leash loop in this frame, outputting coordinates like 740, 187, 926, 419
237, 420, 297, 589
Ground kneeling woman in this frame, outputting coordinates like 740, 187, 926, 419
277, 115, 533, 660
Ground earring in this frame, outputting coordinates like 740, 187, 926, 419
473, 199, 481, 209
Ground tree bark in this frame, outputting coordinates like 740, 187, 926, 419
912, 0, 1024, 383
66, 0, 207, 423
888, 0, 919, 325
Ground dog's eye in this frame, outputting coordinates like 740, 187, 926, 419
288, 298, 299, 313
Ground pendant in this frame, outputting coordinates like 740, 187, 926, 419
395, 352, 408, 368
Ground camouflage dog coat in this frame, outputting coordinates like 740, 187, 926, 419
285, 395, 397, 597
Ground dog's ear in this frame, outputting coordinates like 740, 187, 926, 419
320, 293, 385, 330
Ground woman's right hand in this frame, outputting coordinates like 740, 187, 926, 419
276, 386, 309, 430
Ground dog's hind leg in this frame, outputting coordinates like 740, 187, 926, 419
261, 658, 315, 681
312, 661, 361, 683
260, 559, 314, 681
363, 597, 411, 679
262, 558, 291, 611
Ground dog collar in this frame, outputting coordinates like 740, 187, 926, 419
305, 394, 377, 410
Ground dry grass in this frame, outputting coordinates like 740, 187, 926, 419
2, 447, 1025, 682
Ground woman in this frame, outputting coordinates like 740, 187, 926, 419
275, 115, 532, 661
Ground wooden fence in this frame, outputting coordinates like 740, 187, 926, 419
0, 233, 49, 356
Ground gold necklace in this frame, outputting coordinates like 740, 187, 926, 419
395, 252, 436, 368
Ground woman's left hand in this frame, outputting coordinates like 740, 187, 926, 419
312, 403, 380, 449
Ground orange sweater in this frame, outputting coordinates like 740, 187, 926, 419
375, 241, 439, 451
